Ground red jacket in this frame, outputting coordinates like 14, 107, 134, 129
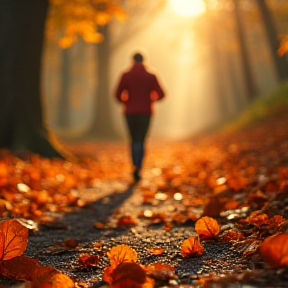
115, 64, 165, 115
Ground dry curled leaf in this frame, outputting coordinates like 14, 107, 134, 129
260, 233, 288, 268
0, 219, 28, 261
110, 262, 146, 285
78, 254, 100, 267
117, 215, 137, 227
0, 255, 74, 287
0, 255, 41, 281
195, 216, 220, 239
242, 211, 269, 226
181, 236, 204, 257
32, 270, 75, 288
145, 263, 177, 281
107, 244, 138, 268
221, 230, 244, 242
147, 248, 165, 255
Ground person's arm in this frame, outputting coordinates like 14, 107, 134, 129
151, 75, 165, 101
115, 74, 128, 103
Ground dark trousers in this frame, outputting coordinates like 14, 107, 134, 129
125, 114, 151, 170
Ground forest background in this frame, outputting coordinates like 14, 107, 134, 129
43, 0, 288, 144
2, 0, 288, 158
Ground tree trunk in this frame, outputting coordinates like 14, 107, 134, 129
256, 0, 288, 81
57, 47, 71, 128
85, 25, 119, 140
233, 0, 258, 100
225, 53, 246, 112
0, 0, 63, 158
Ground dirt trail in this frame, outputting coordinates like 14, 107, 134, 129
2, 110, 288, 287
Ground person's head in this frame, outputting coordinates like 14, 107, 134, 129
133, 53, 144, 64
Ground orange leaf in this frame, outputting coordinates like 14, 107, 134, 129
103, 265, 114, 284
260, 233, 288, 268
195, 216, 220, 239
117, 215, 137, 227
78, 254, 100, 267
32, 270, 75, 288
0, 255, 74, 287
111, 278, 144, 288
245, 211, 269, 226
0, 219, 28, 261
145, 263, 177, 281
107, 244, 137, 268
0, 255, 41, 281
111, 262, 146, 285
268, 215, 285, 228
147, 248, 165, 255
181, 236, 204, 257
221, 230, 244, 242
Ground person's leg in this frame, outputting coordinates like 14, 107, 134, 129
125, 115, 151, 182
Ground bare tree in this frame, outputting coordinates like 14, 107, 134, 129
233, 0, 258, 100
256, 0, 288, 81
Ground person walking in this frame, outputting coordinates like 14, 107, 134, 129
115, 52, 165, 183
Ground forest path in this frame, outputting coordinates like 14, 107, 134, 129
3, 109, 288, 287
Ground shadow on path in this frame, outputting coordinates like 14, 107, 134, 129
27, 183, 136, 250
62, 184, 136, 237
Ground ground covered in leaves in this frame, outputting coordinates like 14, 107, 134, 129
1, 108, 288, 287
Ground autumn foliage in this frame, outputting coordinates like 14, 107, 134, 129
103, 244, 176, 287
181, 236, 204, 257
46, 0, 127, 48
0, 219, 28, 261
1, 106, 288, 286
0, 219, 74, 287
195, 216, 221, 239
260, 233, 288, 268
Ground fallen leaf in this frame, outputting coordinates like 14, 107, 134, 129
78, 254, 100, 267
0, 219, 28, 261
0, 255, 74, 287
221, 230, 244, 242
195, 216, 220, 239
260, 233, 288, 268
145, 263, 177, 281
181, 236, 204, 257
54, 238, 78, 249
107, 244, 138, 268
0, 255, 41, 281
243, 211, 269, 226
147, 248, 165, 255
110, 262, 146, 286
94, 222, 107, 229
243, 240, 262, 257
111, 278, 144, 288
117, 216, 137, 227
103, 265, 114, 284
32, 270, 75, 288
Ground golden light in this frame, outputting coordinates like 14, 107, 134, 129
168, 0, 206, 17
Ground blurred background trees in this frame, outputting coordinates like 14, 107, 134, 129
44, 0, 288, 143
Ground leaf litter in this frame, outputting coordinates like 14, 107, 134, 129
1, 111, 288, 287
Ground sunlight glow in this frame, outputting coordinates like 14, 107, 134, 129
168, 0, 206, 17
